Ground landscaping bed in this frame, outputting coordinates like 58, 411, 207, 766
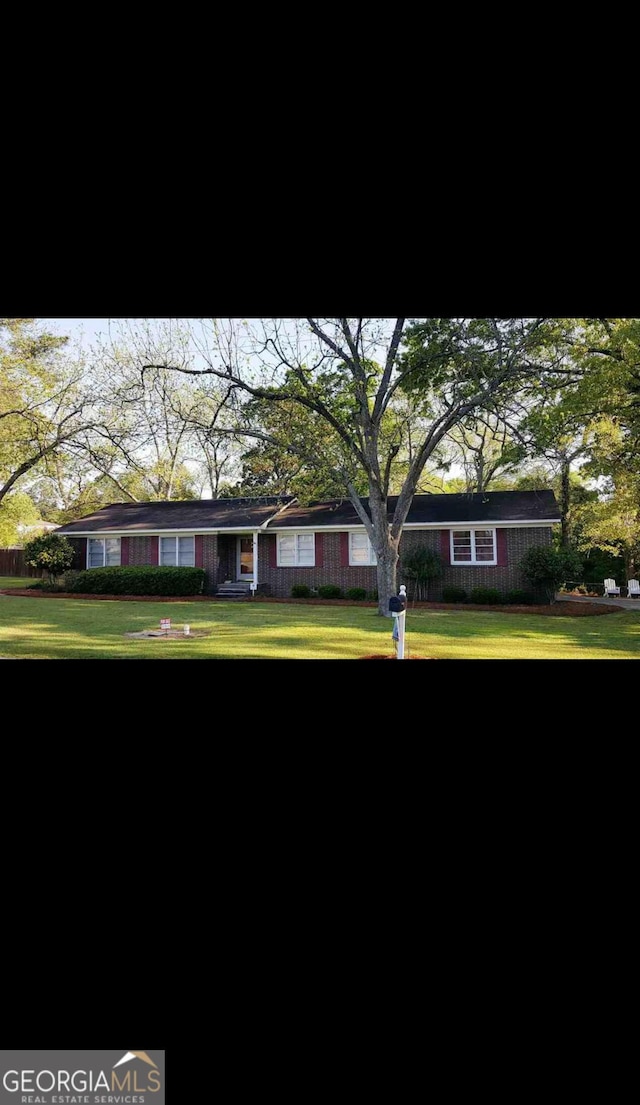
0, 589, 621, 616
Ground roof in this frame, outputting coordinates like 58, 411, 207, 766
55, 490, 559, 535
56, 496, 295, 535
270, 490, 560, 527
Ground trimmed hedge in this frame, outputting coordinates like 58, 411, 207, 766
317, 585, 343, 599
346, 587, 367, 601
70, 566, 205, 596
504, 589, 535, 605
291, 584, 311, 598
470, 587, 503, 605
442, 586, 467, 603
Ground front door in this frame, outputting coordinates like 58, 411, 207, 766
237, 537, 254, 581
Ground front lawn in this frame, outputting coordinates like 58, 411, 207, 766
0, 595, 639, 659
0, 577, 35, 588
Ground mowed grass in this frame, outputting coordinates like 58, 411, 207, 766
0, 576, 35, 588
0, 595, 640, 659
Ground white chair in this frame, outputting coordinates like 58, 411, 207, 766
627, 579, 640, 599
604, 578, 620, 597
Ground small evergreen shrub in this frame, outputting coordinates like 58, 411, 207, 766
470, 587, 503, 605
346, 587, 367, 601
318, 585, 343, 599
369, 589, 379, 601
442, 586, 467, 603
504, 590, 535, 605
62, 570, 83, 592
291, 584, 311, 598
69, 566, 205, 596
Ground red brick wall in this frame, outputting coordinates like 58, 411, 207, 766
127, 536, 154, 565
260, 533, 377, 595
260, 527, 554, 598
398, 527, 552, 600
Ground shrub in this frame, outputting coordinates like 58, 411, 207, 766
442, 586, 467, 603
504, 589, 535, 605
69, 566, 205, 596
291, 584, 311, 598
346, 587, 367, 601
402, 547, 442, 601
23, 533, 74, 585
317, 585, 343, 599
369, 589, 379, 601
470, 587, 503, 605
62, 570, 83, 592
520, 546, 583, 604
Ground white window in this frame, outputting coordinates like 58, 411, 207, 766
87, 537, 121, 568
277, 533, 315, 567
160, 536, 195, 567
450, 528, 497, 565
349, 532, 377, 566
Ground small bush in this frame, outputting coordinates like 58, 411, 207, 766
24, 533, 74, 585
469, 587, 503, 605
62, 570, 83, 592
69, 566, 205, 596
317, 585, 343, 599
442, 586, 467, 603
504, 590, 535, 605
291, 584, 311, 598
369, 589, 379, 601
346, 587, 367, 601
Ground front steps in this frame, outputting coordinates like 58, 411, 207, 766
216, 580, 253, 599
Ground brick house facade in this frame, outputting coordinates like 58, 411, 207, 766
58, 491, 560, 599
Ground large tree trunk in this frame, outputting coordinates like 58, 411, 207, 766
369, 493, 400, 616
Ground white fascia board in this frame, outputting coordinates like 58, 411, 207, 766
61, 527, 264, 537
267, 519, 560, 532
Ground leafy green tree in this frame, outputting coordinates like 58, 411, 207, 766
520, 546, 583, 603
136, 317, 580, 614
24, 533, 74, 585
0, 492, 40, 547
402, 547, 442, 601
0, 319, 92, 504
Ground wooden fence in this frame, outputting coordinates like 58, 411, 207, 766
0, 549, 41, 577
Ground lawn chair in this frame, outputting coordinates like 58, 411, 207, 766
627, 579, 640, 599
604, 578, 621, 597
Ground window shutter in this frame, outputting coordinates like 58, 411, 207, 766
120, 537, 130, 566
340, 533, 349, 567
497, 530, 508, 566
269, 536, 278, 568
315, 533, 324, 567
440, 529, 451, 565
150, 536, 159, 566
195, 535, 204, 569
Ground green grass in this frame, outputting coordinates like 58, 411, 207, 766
0, 576, 35, 588
0, 595, 639, 659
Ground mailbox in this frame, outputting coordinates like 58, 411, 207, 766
389, 595, 406, 614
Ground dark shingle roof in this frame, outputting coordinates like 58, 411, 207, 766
56, 496, 295, 534
269, 491, 560, 527
56, 490, 559, 535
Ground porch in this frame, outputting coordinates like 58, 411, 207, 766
216, 533, 263, 594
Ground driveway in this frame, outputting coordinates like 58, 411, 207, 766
556, 594, 640, 611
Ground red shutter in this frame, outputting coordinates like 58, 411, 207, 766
120, 537, 130, 566
269, 536, 278, 568
150, 536, 159, 565
340, 533, 350, 567
496, 529, 508, 566
195, 535, 204, 568
440, 529, 451, 565
315, 533, 324, 567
